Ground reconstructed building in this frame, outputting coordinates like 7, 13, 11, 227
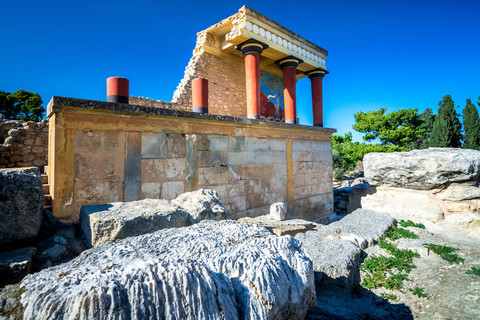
47, 6, 336, 223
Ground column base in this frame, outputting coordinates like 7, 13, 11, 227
107, 95, 129, 104
248, 115, 260, 120
193, 107, 208, 114
285, 119, 297, 124
313, 123, 324, 127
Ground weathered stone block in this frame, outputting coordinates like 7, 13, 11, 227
141, 159, 167, 182
0, 167, 43, 244
197, 151, 228, 167
141, 182, 162, 198
167, 133, 186, 158
141, 132, 167, 159
172, 189, 229, 223
161, 181, 184, 199
80, 198, 191, 247
165, 158, 186, 180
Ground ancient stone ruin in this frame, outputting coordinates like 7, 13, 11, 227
45, 5, 335, 224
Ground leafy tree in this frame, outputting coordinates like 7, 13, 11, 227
429, 95, 462, 148
353, 108, 425, 147
463, 99, 480, 150
0, 89, 44, 121
332, 132, 405, 176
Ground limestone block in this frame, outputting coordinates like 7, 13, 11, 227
20, 221, 315, 320
161, 181, 184, 200
0, 167, 43, 245
74, 130, 124, 153
364, 148, 480, 190
437, 183, 480, 201
167, 133, 186, 158
204, 135, 228, 151
141, 182, 161, 199
197, 167, 237, 187
197, 151, 228, 167
165, 158, 186, 180
80, 198, 191, 247
442, 201, 475, 214
269, 202, 287, 220
361, 187, 444, 223
295, 233, 362, 289
141, 132, 167, 159
0, 247, 36, 287
141, 159, 167, 182
329, 209, 396, 247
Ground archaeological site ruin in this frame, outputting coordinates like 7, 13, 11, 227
46, 5, 335, 223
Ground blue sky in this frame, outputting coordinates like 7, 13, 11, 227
1, 0, 479, 141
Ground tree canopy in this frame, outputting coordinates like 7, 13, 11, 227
463, 98, 480, 150
0, 89, 44, 121
429, 95, 462, 148
352, 108, 426, 147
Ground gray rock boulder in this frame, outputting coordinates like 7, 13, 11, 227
0, 247, 36, 287
295, 209, 395, 289
19, 220, 315, 320
171, 189, 229, 223
81, 198, 191, 247
364, 148, 480, 190
0, 167, 44, 245
329, 209, 396, 247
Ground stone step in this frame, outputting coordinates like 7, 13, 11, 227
41, 174, 48, 184
43, 184, 49, 194
44, 194, 52, 203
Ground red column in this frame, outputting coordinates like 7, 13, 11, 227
192, 78, 208, 113
278, 56, 303, 124
107, 77, 129, 104
245, 52, 261, 119
238, 40, 268, 120
307, 70, 327, 127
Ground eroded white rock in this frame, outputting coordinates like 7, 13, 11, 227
20, 220, 316, 320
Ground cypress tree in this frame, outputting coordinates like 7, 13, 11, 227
429, 95, 462, 148
463, 99, 480, 150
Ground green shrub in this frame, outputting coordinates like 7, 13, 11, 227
423, 243, 464, 264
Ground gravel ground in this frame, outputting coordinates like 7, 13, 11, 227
307, 222, 480, 320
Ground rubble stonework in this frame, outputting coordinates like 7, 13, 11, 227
172, 30, 247, 117
0, 119, 48, 169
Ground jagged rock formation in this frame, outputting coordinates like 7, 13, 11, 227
18, 220, 315, 320
0, 167, 44, 245
81, 189, 229, 247
363, 148, 480, 239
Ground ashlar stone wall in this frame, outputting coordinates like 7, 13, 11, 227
48, 97, 335, 223
0, 119, 48, 169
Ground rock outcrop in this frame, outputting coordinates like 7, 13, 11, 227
362, 148, 480, 239
81, 189, 230, 247
364, 148, 480, 190
0, 167, 44, 245
18, 221, 315, 320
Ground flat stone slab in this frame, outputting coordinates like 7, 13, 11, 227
329, 209, 396, 247
18, 220, 315, 320
238, 215, 318, 236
